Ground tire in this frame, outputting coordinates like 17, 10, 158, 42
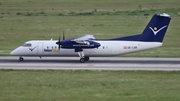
80, 58, 85, 63
84, 56, 89, 61
19, 57, 24, 61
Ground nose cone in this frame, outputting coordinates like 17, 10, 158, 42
10, 49, 19, 56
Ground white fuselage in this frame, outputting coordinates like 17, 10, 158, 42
10, 40, 162, 57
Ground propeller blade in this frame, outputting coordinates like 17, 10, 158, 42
56, 32, 65, 50
58, 44, 60, 49
59, 34, 60, 41
63, 31, 65, 40
56, 34, 61, 50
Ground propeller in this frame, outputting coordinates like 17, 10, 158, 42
63, 31, 65, 40
56, 34, 61, 49
56, 32, 66, 50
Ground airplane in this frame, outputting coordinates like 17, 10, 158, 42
10, 13, 171, 63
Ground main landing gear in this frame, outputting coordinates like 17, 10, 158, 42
19, 57, 24, 61
78, 52, 90, 63
80, 56, 89, 63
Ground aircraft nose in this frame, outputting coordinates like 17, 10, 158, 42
10, 49, 19, 56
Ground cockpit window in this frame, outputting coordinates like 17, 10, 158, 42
22, 43, 31, 47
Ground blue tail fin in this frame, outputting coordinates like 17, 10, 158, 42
139, 13, 171, 42
110, 13, 171, 42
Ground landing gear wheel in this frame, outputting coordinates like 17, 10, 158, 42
19, 57, 24, 61
84, 56, 89, 61
80, 58, 85, 63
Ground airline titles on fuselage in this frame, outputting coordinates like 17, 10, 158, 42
73, 44, 94, 47
44, 46, 59, 52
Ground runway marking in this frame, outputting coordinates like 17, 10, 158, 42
0, 57, 180, 71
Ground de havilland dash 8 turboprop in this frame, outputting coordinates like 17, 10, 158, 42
10, 13, 171, 63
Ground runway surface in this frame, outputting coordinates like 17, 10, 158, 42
0, 57, 180, 71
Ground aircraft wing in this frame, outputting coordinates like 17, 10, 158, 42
71, 34, 95, 45
75, 34, 95, 40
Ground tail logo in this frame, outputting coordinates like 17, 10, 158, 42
149, 25, 167, 35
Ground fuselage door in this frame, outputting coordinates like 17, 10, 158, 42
37, 43, 43, 55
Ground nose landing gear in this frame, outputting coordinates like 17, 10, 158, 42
19, 57, 24, 61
